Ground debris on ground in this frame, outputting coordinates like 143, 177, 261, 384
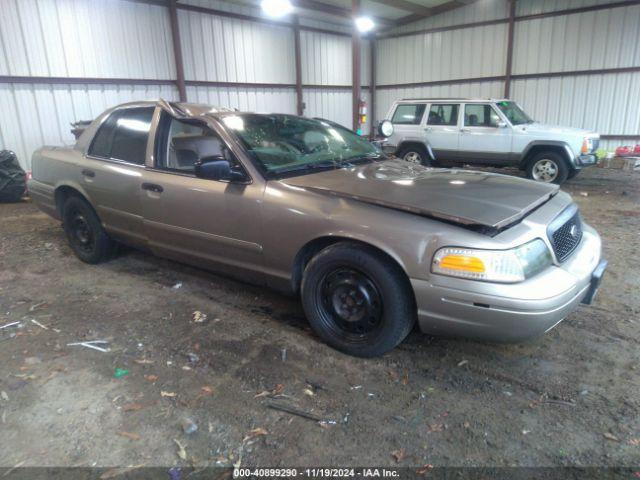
243, 427, 268, 443
254, 383, 285, 398
174, 439, 187, 460
117, 431, 141, 441
181, 417, 198, 435
114, 368, 129, 378
171, 282, 183, 290
391, 449, 406, 463
457, 360, 468, 367
30, 318, 49, 330
264, 399, 322, 422
1, 391, 8, 401
134, 358, 154, 365
281, 348, 287, 362
122, 403, 145, 412
161, 391, 177, 398
192, 311, 207, 323
67, 340, 110, 353
603, 432, 620, 442
0, 321, 21, 330
144, 374, 159, 382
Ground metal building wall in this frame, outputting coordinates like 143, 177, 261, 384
0, 0, 177, 168
375, 0, 640, 150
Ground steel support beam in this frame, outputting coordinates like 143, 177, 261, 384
168, 0, 187, 102
369, 40, 377, 139
293, 16, 304, 116
504, 0, 516, 98
352, 0, 361, 132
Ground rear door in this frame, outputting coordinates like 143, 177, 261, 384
140, 111, 265, 283
83, 106, 155, 246
424, 103, 461, 161
458, 103, 513, 164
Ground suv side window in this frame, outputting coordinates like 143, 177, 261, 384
391, 104, 426, 125
427, 104, 459, 126
89, 107, 154, 165
464, 104, 501, 128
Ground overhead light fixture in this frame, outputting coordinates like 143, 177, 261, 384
261, 0, 293, 18
355, 16, 375, 33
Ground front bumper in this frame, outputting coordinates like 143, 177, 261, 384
576, 153, 598, 168
411, 226, 605, 342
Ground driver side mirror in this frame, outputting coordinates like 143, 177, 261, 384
195, 156, 248, 183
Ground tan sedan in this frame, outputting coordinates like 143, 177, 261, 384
28, 101, 606, 357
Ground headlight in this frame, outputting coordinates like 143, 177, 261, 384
431, 239, 552, 283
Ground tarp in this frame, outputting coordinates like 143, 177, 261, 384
0, 150, 26, 202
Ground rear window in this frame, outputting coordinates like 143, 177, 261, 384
391, 104, 426, 125
89, 107, 154, 165
427, 104, 459, 126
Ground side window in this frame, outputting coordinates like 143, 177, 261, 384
427, 104, 459, 126
110, 108, 154, 164
391, 104, 426, 125
88, 107, 154, 164
156, 115, 227, 174
464, 104, 501, 128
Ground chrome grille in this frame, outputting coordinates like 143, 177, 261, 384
549, 209, 583, 262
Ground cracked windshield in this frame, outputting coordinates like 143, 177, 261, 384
223, 114, 382, 177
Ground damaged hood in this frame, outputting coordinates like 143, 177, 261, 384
283, 160, 559, 229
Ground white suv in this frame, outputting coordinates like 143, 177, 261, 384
380, 98, 600, 184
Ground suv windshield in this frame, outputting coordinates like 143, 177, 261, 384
496, 101, 534, 125
222, 114, 382, 178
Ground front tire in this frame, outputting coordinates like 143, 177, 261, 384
397, 145, 432, 166
526, 151, 569, 184
301, 242, 415, 357
62, 196, 115, 264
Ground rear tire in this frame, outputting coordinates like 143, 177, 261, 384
301, 242, 415, 357
62, 196, 115, 264
526, 151, 569, 184
397, 145, 432, 167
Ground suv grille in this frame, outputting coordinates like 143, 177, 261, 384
548, 209, 583, 262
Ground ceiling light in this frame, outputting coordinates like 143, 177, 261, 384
355, 16, 375, 33
261, 0, 293, 18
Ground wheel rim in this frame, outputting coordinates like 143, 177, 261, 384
403, 151, 422, 164
70, 210, 94, 254
317, 268, 383, 342
531, 159, 559, 182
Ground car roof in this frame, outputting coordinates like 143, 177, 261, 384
396, 98, 510, 103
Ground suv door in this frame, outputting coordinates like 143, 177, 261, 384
458, 103, 513, 164
140, 111, 265, 283
83, 105, 155, 246
424, 103, 461, 161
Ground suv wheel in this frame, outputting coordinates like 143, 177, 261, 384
397, 145, 431, 166
301, 242, 415, 357
526, 151, 569, 184
62, 196, 115, 264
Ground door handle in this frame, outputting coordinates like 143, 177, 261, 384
460, 128, 469, 133
424, 127, 432, 132
141, 183, 164, 193
81, 169, 95, 178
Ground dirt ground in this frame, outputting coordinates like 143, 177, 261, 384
0, 167, 639, 470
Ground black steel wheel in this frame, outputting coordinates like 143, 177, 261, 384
302, 242, 415, 357
62, 195, 115, 264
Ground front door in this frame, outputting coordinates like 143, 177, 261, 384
140, 112, 265, 284
458, 103, 513, 164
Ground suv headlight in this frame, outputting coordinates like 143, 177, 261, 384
581, 137, 593, 154
431, 239, 552, 283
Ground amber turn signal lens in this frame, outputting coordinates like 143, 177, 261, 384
438, 254, 486, 273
